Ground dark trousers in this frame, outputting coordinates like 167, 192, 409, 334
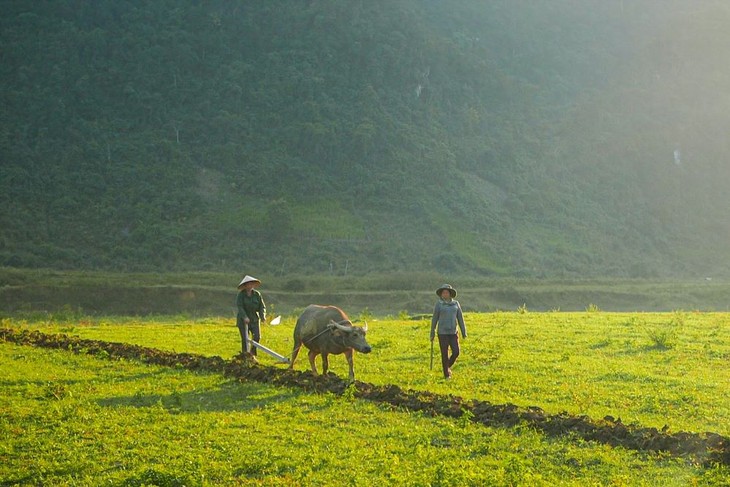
438, 334, 460, 378
236, 317, 260, 355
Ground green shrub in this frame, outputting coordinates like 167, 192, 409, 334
646, 327, 678, 350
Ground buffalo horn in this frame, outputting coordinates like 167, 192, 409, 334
333, 321, 353, 332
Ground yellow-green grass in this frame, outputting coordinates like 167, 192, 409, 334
1, 340, 726, 486
5, 311, 729, 437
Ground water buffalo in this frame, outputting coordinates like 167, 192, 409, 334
290, 304, 371, 380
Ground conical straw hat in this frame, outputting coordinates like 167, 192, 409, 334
237, 275, 261, 289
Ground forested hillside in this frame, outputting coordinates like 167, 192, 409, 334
2, 0, 729, 277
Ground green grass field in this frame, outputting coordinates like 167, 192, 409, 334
2, 311, 729, 485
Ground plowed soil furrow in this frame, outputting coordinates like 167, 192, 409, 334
2, 327, 728, 466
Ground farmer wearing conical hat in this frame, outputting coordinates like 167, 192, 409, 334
430, 284, 467, 379
236, 275, 267, 358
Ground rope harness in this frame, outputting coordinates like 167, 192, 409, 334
292, 320, 351, 356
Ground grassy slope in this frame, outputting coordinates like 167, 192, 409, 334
3, 2, 730, 277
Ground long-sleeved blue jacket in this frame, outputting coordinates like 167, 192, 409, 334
430, 299, 467, 338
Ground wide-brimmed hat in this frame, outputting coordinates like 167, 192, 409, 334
237, 275, 261, 290
436, 284, 456, 298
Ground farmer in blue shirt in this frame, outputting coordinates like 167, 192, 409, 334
430, 284, 467, 379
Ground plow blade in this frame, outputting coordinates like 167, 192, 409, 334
251, 340, 290, 363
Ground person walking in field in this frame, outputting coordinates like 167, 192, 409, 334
236, 275, 266, 359
430, 284, 467, 379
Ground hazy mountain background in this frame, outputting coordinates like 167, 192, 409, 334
3, 0, 730, 278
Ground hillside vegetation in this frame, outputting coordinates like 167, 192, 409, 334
2, 1, 730, 277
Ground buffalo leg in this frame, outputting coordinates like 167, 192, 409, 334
290, 341, 302, 369
308, 350, 320, 375
344, 349, 355, 381
322, 353, 329, 375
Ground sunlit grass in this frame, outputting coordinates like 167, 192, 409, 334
7, 311, 730, 437
288, 199, 367, 239
2, 340, 724, 486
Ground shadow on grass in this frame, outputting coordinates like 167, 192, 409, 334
96, 380, 301, 414
0, 468, 83, 487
